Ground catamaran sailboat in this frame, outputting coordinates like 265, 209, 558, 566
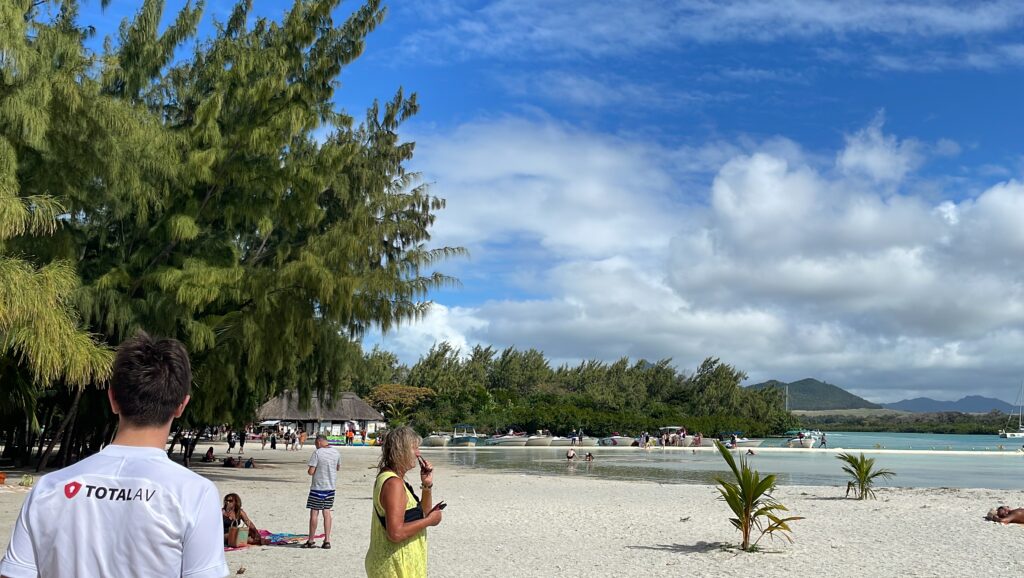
999, 383, 1024, 438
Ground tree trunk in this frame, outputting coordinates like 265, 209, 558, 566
37, 388, 83, 472
2, 428, 14, 459
34, 403, 57, 459
58, 408, 80, 468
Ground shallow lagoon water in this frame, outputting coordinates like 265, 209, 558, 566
426, 432, 1024, 490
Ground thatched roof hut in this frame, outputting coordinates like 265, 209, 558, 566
257, 391, 385, 433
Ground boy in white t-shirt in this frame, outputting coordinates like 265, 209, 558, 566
1, 332, 228, 578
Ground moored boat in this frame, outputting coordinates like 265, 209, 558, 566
525, 435, 554, 446
422, 432, 450, 447
549, 437, 572, 446
485, 435, 529, 446
999, 382, 1024, 438
599, 435, 636, 446
786, 432, 817, 448
450, 424, 481, 447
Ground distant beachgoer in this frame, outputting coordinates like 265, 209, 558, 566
566, 448, 577, 461
223, 456, 241, 468
746, 449, 756, 456
987, 506, 1024, 525
227, 431, 236, 454
270, 432, 277, 450
820, 434, 828, 448
260, 432, 267, 450
584, 452, 594, 462
347, 429, 356, 446
238, 431, 246, 454
201, 447, 215, 462
299, 430, 308, 450
361, 430, 367, 445
244, 458, 255, 469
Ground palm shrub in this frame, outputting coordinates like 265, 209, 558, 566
837, 452, 895, 500
713, 442, 802, 551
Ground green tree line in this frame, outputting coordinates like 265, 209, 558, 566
799, 411, 1009, 435
357, 344, 798, 438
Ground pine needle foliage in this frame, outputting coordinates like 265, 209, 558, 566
836, 452, 895, 500
3, 0, 464, 457
714, 441, 803, 551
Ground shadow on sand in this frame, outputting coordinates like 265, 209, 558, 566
627, 541, 727, 554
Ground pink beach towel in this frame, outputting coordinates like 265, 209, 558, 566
224, 530, 326, 551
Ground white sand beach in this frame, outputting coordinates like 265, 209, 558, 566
2, 443, 1023, 577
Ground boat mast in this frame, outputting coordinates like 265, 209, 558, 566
1018, 382, 1023, 430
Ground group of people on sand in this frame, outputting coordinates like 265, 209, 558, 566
259, 429, 306, 451
0, 332, 443, 578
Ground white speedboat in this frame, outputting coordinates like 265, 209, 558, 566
485, 435, 529, 446
599, 435, 636, 446
999, 383, 1024, 438
720, 432, 764, 448
787, 435, 816, 448
450, 425, 481, 447
549, 437, 572, 446
578, 436, 599, 447
525, 435, 553, 446
422, 432, 450, 447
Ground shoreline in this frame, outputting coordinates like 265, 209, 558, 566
425, 445, 1024, 457
2, 442, 1023, 577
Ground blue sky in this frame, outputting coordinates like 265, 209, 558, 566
79, 1, 1024, 403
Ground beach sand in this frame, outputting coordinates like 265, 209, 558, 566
2, 442, 1023, 577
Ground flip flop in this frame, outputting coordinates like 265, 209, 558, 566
300, 541, 316, 549
321, 542, 331, 549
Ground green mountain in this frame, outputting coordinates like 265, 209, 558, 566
748, 378, 882, 411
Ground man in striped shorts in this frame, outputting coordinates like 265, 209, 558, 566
302, 435, 340, 549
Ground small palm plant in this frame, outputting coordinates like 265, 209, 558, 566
837, 452, 895, 500
714, 442, 802, 551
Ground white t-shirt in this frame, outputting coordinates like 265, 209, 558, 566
0, 444, 228, 578
307, 447, 340, 491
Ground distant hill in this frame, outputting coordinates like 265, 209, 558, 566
882, 395, 1015, 414
748, 378, 882, 411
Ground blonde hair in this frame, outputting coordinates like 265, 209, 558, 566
377, 426, 421, 473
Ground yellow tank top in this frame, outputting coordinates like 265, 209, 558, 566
364, 471, 428, 578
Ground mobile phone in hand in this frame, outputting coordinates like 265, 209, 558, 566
431, 501, 447, 512
418, 455, 430, 470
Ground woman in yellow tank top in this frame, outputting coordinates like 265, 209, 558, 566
365, 427, 444, 577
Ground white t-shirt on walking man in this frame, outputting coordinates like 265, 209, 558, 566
307, 446, 341, 490
1, 444, 228, 578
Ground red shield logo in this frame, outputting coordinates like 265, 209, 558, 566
64, 481, 82, 499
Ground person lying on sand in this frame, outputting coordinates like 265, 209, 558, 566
985, 506, 1024, 525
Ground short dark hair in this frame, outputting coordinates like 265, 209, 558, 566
111, 331, 192, 426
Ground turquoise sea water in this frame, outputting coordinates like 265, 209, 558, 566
424, 432, 1024, 490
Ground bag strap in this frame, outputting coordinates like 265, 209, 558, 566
375, 478, 422, 529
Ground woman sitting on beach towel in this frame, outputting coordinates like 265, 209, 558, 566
223, 493, 263, 545
986, 506, 1024, 525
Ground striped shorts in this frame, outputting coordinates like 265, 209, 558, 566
306, 489, 335, 510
